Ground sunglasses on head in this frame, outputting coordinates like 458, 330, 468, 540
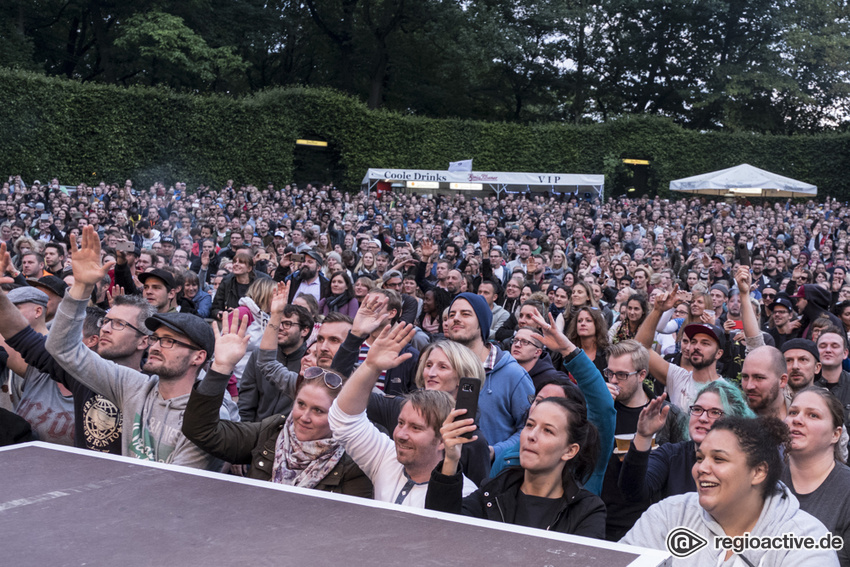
302, 366, 343, 390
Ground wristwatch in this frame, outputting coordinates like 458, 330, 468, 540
561, 348, 582, 365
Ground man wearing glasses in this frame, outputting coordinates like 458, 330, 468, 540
601, 339, 687, 541
45, 227, 223, 470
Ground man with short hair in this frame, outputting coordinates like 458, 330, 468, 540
709, 284, 728, 320
740, 346, 789, 418
815, 329, 850, 429
46, 227, 223, 469
158, 236, 176, 261
330, 318, 476, 507
21, 252, 46, 279
781, 338, 821, 394
139, 269, 178, 313
238, 304, 314, 422
765, 296, 800, 348
444, 293, 533, 457
382, 270, 419, 325
42, 242, 65, 276
477, 279, 509, 336
601, 339, 686, 541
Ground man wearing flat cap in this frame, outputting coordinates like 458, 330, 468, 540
45, 227, 223, 469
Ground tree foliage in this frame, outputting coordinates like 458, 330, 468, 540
2, 0, 850, 132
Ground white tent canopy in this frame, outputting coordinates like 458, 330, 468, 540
361, 168, 604, 199
669, 163, 817, 197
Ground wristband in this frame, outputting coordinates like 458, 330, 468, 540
561, 348, 582, 365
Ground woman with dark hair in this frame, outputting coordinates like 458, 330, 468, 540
210, 250, 269, 320
834, 300, 850, 344
428, 396, 606, 536
622, 416, 838, 566
182, 315, 373, 498
183, 270, 211, 318
567, 306, 610, 374
417, 288, 451, 336
318, 271, 359, 318
608, 294, 648, 344
783, 387, 850, 567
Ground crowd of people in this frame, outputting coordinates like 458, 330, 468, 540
2, 173, 850, 565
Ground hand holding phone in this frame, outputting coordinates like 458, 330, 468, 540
454, 378, 481, 439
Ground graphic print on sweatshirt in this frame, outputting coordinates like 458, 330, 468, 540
130, 412, 181, 462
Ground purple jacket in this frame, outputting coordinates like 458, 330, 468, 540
318, 296, 359, 318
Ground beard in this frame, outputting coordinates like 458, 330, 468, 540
300, 265, 316, 281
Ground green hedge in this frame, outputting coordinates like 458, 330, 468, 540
1, 68, 848, 198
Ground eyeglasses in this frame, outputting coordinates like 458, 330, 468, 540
762, 293, 776, 299
98, 317, 146, 335
602, 368, 641, 381
278, 320, 300, 330
513, 337, 543, 350
689, 405, 724, 419
148, 334, 200, 351
303, 366, 343, 389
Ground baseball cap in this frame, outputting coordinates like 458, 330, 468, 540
712, 254, 726, 265
28, 276, 68, 298
160, 236, 175, 246
772, 297, 794, 312
792, 285, 808, 299
274, 231, 286, 238
7, 286, 49, 308
138, 269, 176, 290
683, 323, 726, 350
145, 312, 214, 360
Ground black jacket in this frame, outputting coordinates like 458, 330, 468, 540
286, 270, 330, 303
210, 270, 270, 320
425, 466, 606, 537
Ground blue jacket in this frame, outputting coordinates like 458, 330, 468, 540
489, 349, 616, 496
192, 289, 212, 319
479, 347, 534, 458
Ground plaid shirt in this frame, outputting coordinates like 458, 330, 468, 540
483, 343, 498, 373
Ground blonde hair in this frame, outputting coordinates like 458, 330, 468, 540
246, 278, 275, 313
414, 340, 485, 389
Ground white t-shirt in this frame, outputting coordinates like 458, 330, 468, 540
329, 400, 476, 507
665, 365, 727, 413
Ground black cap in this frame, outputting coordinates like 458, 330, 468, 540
138, 269, 176, 290
160, 236, 175, 245
780, 338, 819, 361
145, 312, 214, 360
683, 323, 726, 350
303, 249, 323, 266
28, 275, 68, 298
772, 296, 794, 312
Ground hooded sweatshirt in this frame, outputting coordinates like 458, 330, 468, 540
45, 293, 223, 470
621, 483, 839, 566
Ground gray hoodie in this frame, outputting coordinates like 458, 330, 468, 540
621, 483, 839, 566
45, 294, 222, 471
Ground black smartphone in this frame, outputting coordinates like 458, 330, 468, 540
454, 377, 481, 439
738, 241, 751, 267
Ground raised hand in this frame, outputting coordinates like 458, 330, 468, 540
528, 310, 574, 355
107, 285, 125, 308
270, 281, 290, 315
420, 238, 437, 261
351, 293, 390, 338
734, 265, 752, 295
0, 243, 16, 285
634, 394, 669, 451
479, 232, 490, 255
70, 226, 115, 286
656, 284, 679, 312
362, 322, 416, 371
211, 312, 250, 373
700, 310, 716, 325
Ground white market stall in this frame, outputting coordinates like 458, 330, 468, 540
361, 168, 605, 200
669, 163, 817, 198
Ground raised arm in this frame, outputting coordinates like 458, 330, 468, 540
336, 322, 415, 416
735, 266, 764, 352
636, 286, 680, 384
